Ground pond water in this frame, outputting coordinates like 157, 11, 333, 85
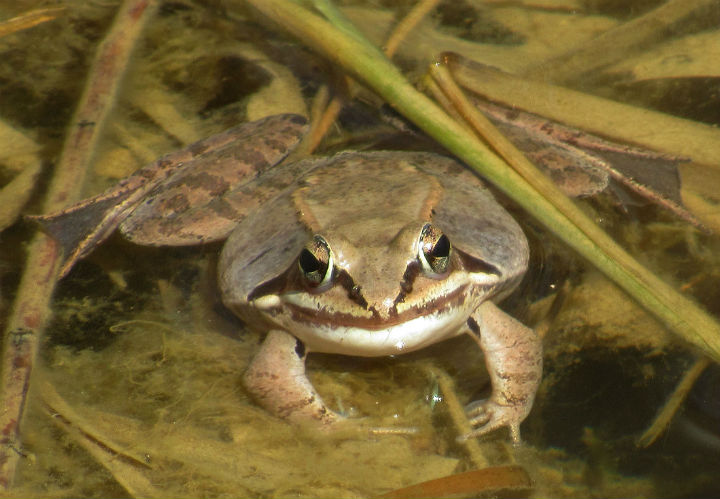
1, 0, 719, 497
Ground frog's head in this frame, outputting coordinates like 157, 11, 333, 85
218, 151, 528, 356
220, 215, 524, 357
284, 219, 503, 321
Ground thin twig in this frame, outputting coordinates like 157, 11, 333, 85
636, 356, 711, 448
41, 381, 153, 468
295, 0, 441, 156
290, 83, 344, 158
0, 6, 65, 38
424, 366, 490, 468
42, 381, 162, 498
384, 0, 441, 58
0, 0, 157, 489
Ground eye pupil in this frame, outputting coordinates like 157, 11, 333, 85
298, 236, 333, 288
299, 249, 321, 274
432, 234, 450, 258
418, 224, 451, 276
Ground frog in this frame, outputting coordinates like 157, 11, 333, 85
34, 113, 542, 443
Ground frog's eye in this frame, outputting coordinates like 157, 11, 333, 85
418, 223, 451, 277
298, 235, 334, 289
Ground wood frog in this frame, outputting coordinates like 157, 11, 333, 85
35, 113, 542, 443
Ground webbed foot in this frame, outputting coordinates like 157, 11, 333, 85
462, 301, 543, 444
460, 399, 524, 444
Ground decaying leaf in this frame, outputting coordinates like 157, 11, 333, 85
0, 6, 65, 38
375, 465, 532, 499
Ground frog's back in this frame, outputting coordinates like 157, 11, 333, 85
295, 151, 528, 292
292, 151, 445, 246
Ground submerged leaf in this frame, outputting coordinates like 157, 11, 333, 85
376, 465, 532, 499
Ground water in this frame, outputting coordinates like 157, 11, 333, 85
1, 0, 719, 496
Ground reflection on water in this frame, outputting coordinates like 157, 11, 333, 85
1, 0, 719, 497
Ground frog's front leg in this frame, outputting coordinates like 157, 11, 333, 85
244, 329, 340, 426
462, 301, 542, 444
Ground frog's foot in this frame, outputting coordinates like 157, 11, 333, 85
459, 399, 524, 444
462, 301, 543, 445
244, 329, 341, 426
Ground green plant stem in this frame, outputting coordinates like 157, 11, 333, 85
244, 0, 720, 362
309, 0, 369, 43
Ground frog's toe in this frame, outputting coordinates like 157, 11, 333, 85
459, 400, 523, 444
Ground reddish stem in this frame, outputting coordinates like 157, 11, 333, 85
0, 0, 156, 488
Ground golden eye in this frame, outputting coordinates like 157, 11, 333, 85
418, 224, 451, 276
298, 235, 334, 289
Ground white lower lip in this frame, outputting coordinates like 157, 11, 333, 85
273, 303, 473, 356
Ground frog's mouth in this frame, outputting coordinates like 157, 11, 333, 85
263, 272, 499, 357
276, 285, 480, 356
283, 282, 474, 330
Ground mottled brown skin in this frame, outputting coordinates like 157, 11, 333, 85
243, 330, 339, 425
474, 96, 704, 230
30, 114, 309, 275
464, 302, 542, 443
